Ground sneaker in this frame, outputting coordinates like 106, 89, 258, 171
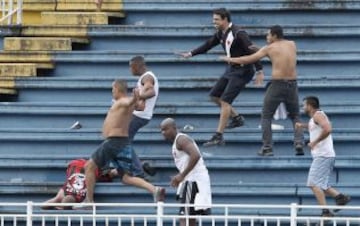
143, 162, 157, 176
295, 144, 304, 156
257, 148, 274, 156
203, 133, 225, 147
153, 187, 166, 202
226, 115, 245, 129
334, 194, 351, 212
321, 209, 334, 217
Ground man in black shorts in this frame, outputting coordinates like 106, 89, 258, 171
80, 79, 165, 207
179, 8, 264, 146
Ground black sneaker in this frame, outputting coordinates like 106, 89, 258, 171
257, 148, 274, 156
314, 209, 333, 226
226, 115, 245, 129
142, 162, 157, 176
203, 133, 225, 147
334, 194, 351, 212
295, 144, 304, 156
321, 209, 334, 217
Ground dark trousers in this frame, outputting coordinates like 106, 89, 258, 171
261, 80, 304, 149
128, 115, 150, 177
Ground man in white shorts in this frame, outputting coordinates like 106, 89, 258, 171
296, 96, 350, 217
160, 118, 212, 226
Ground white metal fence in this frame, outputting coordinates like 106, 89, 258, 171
0, 202, 359, 226
0, 0, 22, 25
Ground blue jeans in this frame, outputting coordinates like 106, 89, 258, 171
261, 80, 304, 149
129, 115, 150, 177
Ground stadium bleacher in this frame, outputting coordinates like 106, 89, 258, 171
0, 0, 359, 221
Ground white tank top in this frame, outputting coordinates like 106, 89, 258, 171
133, 71, 159, 120
172, 133, 209, 181
309, 111, 335, 158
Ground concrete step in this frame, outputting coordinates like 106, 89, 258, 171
0, 63, 53, 76
0, 63, 36, 76
122, 0, 360, 26
7, 0, 123, 11
32, 50, 360, 78
12, 75, 360, 102
0, 88, 16, 95
0, 50, 358, 76
56, 0, 123, 11
0, 52, 51, 63
0, 128, 358, 157
19, 25, 88, 38
0, 100, 359, 128
41, 12, 125, 25
4, 37, 89, 51
0, 155, 358, 184
6, 24, 359, 51
0, 78, 15, 87
2, 182, 359, 216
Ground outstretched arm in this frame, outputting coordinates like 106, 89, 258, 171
220, 46, 268, 65
176, 33, 221, 58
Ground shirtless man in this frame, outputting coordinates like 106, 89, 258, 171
220, 25, 304, 156
82, 79, 165, 206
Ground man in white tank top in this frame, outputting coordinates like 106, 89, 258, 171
129, 56, 159, 177
296, 96, 350, 217
160, 118, 212, 226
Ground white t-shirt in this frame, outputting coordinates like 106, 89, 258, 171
172, 133, 212, 209
133, 71, 159, 120
309, 111, 336, 158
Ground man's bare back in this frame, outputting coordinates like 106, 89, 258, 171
266, 39, 297, 80
102, 97, 136, 138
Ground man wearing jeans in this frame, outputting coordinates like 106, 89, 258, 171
220, 25, 304, 156
129, 56, 159, 176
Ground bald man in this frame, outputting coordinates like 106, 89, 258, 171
160, 118, 212, 226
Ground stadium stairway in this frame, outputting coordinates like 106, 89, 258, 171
0, 0, 125, 97
0, 0, 359, 217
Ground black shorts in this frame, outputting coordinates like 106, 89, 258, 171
91, 137, 137, 177
178, 181, 211, 216
210, 66, 254, 104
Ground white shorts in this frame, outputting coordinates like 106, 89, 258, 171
177, 179, 212, 215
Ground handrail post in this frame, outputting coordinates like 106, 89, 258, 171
26, 201, 33, 226
1, 0, 5, 21
290, 203, 297, 226
7, 0, 12, 24
16, 0, 22, 24
156, 202, 164, 226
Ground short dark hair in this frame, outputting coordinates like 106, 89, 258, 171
113, 79, 128, 93
303, 96, 320, 109
130, 55, 146, 66
270, 25, 284, 39
213, 8, 231, 22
